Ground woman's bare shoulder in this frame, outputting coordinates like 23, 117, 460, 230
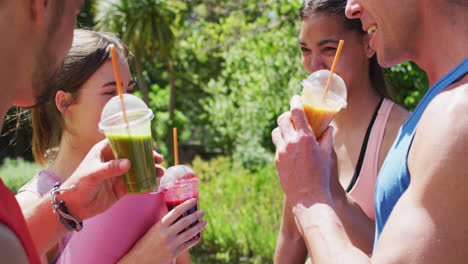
388, 103, 411, 130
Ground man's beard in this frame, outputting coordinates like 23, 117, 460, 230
29, 0, 66, 108
30, 53, 62, 108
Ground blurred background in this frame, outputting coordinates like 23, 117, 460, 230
1, 1, 428, 263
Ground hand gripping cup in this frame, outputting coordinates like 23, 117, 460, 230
159, 165, 201, 239
300, 69, 347, 138
99, 94, 157, 194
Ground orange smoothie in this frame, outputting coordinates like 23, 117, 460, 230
303, 104, 338, 138
301, 88, 342, 139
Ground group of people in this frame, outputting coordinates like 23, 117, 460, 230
273, 0, 468, 263
0, 0, 466, 263
0, 2, 205, 263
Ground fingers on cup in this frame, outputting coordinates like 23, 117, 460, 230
165, 198, 198, 224
319, 126, 334, 156
176, 220, 207, 244
155, 165, 165, 178
97, 138, 117, 161
153, 150, 164, 164
172, 210, 205, 234
271, 127, 284, 148
289, 95, 313, 135
277, 111, 296, 139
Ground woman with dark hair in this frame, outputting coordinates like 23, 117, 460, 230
274, 0, 409, 262
16, 29, 205, 264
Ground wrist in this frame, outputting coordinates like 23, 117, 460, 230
292, 202, 337, 236
52, 183, 83, 231
291, 193, 335, 226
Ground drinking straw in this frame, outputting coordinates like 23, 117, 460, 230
323, 40, 344, 97
173, 127, 179, 165
109, 44, 129, 125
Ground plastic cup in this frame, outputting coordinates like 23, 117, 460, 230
98, 94, 156, 194
159, 165, 201, 239
300, 69, 347, 138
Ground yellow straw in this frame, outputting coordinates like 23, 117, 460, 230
173, 127, 179, 165
323, 40, 344, 97
109, 44, 129, 125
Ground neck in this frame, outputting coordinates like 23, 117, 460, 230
414, 3, 468, 86
332, 78, 381, 136
48, 134, 91, 182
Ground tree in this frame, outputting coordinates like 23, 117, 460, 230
95, 0, 182, 123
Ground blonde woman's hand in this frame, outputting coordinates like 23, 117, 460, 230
118, 198, 207, 264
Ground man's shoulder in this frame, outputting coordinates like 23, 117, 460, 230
427, 74, 468, 126
409, 74, 468, 182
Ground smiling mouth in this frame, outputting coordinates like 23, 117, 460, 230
367, 25, 377, 35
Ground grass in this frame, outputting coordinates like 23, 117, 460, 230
190, 156, 282, 263
1, 156, 283, 264
0, 158, 41, 193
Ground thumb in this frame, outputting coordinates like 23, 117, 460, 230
319, 126, 334, 158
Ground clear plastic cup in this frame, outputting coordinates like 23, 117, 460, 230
300, 70, 347, 138
159, 165, 200, 238
98, 94, 156, 194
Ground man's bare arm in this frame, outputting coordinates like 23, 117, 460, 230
275, 84, 468, 263
274, 197, 308, 264
0, 223, 29, 264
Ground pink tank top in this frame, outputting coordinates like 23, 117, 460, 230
19, 169, 173, 263
348, 98, 394, 220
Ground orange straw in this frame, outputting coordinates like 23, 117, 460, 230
109, 44, 129, 125
173, 127, 179, 165
323, 40, 344, 96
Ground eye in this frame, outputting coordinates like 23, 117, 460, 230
300, 46, 311, 53
322, 47, 337, 56
104, 90, 117, 96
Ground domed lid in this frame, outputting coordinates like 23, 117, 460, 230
301, 70, 347, 109
99, 94, 153, 132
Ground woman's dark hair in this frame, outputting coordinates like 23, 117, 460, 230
31, 29, 131, 166
300, 0, 390, 99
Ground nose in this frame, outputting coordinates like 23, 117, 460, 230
345, 0, 363, 19
310, 54, 327, 73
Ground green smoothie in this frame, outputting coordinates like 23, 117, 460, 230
107, 134, 156, 194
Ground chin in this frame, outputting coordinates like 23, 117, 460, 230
376, 52, 404, 68
11, 95, 38, 108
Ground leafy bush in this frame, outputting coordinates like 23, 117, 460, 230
191, 155, 283, 263
201, 3, 304, 168
387, 61, 429, 111
0, 158, 40, 194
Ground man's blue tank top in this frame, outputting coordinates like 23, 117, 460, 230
373, 57, 468, 251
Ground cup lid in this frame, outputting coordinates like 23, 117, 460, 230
98, 94, 154, 132
159, 165, 196, 187
301, 70, 347, 108
159, 177, 200, 192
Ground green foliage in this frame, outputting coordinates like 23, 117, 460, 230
197, 0, 304, 167
191, 156, 282, 263
0, 158, 40, 194
144, 83, 191, 162
387, 62, 429, 111
76, 0, 96, 29
93, 0, 429, 168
